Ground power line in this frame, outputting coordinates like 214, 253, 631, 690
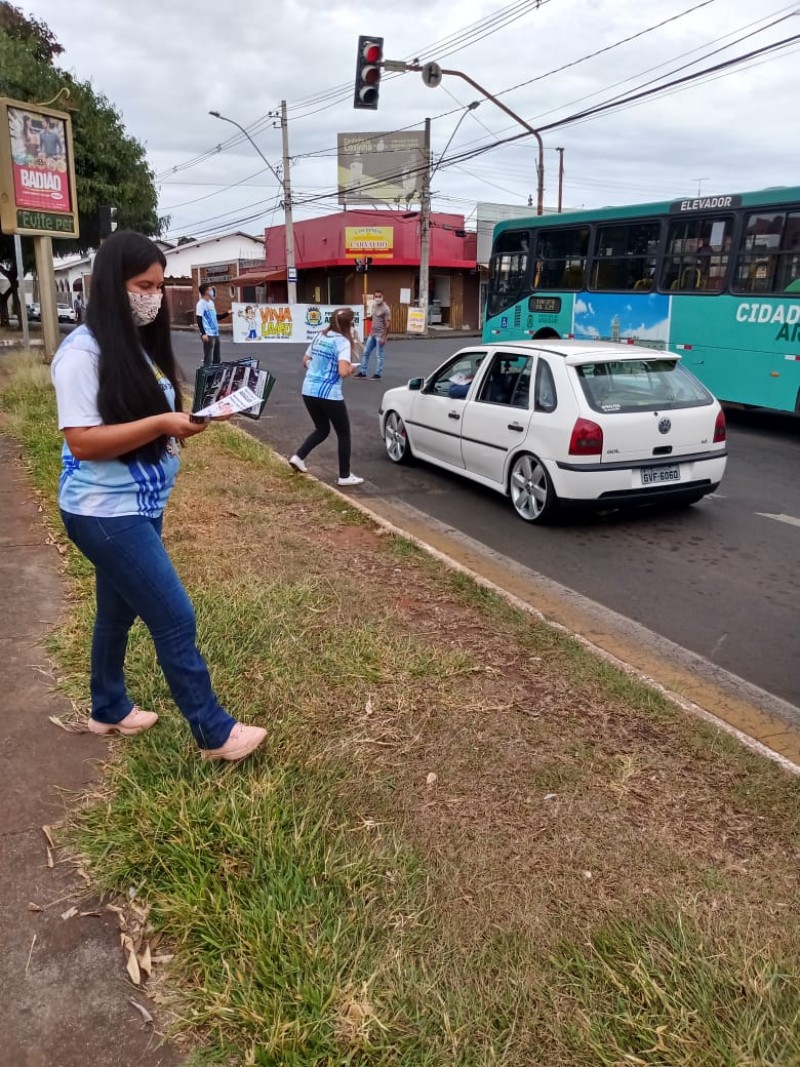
155, 0, 555, 180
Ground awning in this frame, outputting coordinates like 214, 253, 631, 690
228, 269, 287, 286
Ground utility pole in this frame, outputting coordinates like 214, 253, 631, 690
418, 118, 432, 332
209, 107, 297, 303
556, 147, 564, 214
279, 100, 298, 304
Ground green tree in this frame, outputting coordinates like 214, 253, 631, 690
0, 3, 164, 321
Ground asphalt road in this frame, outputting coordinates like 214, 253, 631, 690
173, 330, 800, 711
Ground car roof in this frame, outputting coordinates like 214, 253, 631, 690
480, 340, 682, 366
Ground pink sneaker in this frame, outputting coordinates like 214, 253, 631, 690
87, 706, 159, 736
200, 723, 267, 762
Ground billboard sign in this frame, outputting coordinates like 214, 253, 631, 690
344, 225, 394, 259
337, 131, 426, 205
232, 303, 365, 344
0, 97, 79, 237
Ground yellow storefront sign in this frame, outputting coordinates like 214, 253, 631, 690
345, 226, 394, 260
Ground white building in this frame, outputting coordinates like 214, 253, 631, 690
164, 232, 264, 280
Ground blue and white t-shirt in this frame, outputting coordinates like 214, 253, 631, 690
196, 297, 219, 337
301, 332, 351, 401
51, 325, 180, 518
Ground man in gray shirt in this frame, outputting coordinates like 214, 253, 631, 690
356, 290, 390, 379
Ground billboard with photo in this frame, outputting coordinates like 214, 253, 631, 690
337, 131, 426, 205
0, 97, 78, 237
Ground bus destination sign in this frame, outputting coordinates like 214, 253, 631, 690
669, 195, 742, 214
529, 296, 562, 314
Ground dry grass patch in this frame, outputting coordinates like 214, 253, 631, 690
3, 359, 800, 1065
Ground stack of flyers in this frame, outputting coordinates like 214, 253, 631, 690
192, 358, 276, 420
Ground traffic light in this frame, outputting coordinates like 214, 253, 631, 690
354, 36, 383, 110
99, 205, 118, 239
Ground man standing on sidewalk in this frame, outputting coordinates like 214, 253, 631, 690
356, 289, 391, 379
196, 282, 231, 366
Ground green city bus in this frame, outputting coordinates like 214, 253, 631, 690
484, 186, 800, 413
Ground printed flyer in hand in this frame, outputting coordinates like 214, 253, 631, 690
192, 358, 276, 420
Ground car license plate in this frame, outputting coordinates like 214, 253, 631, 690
641, 465, 680, 485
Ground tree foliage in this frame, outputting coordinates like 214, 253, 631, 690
0, 2, 164, 262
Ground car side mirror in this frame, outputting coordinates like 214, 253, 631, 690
407, 377, 424, 391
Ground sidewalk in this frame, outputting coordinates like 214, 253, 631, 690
0, 433, 181, 1067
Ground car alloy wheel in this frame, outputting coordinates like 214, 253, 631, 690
509, 452, 557, 523
384, 411, 413, 464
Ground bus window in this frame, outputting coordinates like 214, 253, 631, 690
733, 210, 800, 294
533, 227, 589, 290
487, 229, 531, 317
660, 216, 732, 292
590, 220, 660, 291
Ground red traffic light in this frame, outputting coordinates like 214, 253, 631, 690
354, 35, 384, 110
362, 42, 382, 64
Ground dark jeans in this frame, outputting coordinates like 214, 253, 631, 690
60, 510, 236, 749
296, 396, 352, 478
202, 335, 221, 366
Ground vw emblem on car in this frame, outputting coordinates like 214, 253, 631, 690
658, 417, 672, 435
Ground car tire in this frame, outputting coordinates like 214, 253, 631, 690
508, 452, 558, 523
384, 410, 414, 465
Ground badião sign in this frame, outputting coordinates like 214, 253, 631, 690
0, 97, 79, 238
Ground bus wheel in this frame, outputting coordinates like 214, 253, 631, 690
509, 453, 558, 523
533, 327, 560, 339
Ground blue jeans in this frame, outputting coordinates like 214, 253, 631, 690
359, 333, 385, 376
60, 510, 236, 749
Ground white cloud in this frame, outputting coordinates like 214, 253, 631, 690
27, 0, 800, 241
634, 319, 670, 341
574, 323, 601, 338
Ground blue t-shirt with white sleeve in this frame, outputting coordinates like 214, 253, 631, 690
301, 331, 351, 401
51, 325, 180, 518
196, 297, 219, 337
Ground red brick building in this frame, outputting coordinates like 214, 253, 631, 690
233, 210, 479, 332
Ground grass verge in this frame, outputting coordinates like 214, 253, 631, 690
2, 352, 800, 1066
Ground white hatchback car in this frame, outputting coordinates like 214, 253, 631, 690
379, 340, 727, 523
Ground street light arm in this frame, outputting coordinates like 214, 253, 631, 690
429, 102, 480, 185
407, 66, 545, 216
208, 111, 283, 186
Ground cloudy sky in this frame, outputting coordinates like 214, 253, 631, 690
26, 0, 800, 241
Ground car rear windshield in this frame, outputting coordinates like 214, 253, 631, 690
575, 358, 713, 413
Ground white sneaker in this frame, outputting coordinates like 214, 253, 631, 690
337, 474, 364, 487
289, 454, 307, 473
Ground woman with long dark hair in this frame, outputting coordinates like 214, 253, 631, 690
50, 230, 266, 762
289, 307, 363, 486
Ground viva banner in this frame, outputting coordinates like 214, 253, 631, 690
232, 304, 364, 344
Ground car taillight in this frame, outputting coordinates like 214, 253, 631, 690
569, 418, 603, 456
713, 409, 727, 443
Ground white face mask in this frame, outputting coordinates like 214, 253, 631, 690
128, 290, 163, 326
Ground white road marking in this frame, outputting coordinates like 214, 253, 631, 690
756, 513, 800, 528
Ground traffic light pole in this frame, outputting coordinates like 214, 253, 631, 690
408, 63, 545, 216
